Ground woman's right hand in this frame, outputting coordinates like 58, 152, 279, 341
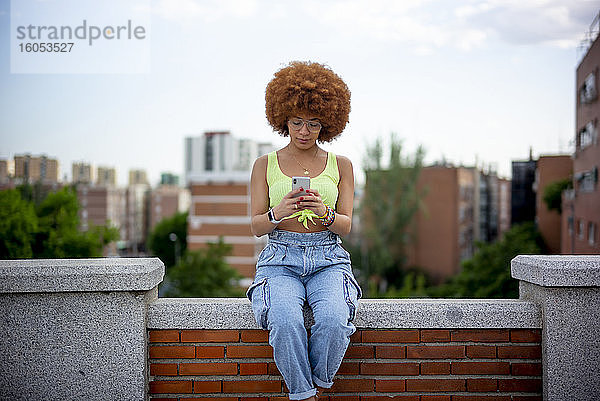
272, 187, 304, 221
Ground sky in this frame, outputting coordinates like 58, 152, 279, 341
1, 0, 598, 186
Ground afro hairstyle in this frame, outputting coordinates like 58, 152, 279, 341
265, 61, 351, 143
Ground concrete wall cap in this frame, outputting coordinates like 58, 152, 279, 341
511, 255, 600, 287
147, 298, 541, 329
0, 258, 164, 293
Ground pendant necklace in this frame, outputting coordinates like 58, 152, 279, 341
289, 147, 318, 175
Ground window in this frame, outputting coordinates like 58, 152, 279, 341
576, 167, 598, 193
578, 220, 585, 240
580, 72, 597, 104
589, 222, 597, 245
578, 121, 598, 150
568, 216, 574, 235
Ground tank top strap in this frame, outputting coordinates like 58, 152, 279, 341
266, 151, 280, 186
325, 151, 340, 183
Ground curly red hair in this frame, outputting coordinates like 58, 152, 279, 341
265, 61, 351, 143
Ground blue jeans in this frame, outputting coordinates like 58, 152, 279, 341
246, 229, 362, 400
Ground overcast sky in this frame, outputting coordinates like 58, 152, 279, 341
1, 0, 598, 186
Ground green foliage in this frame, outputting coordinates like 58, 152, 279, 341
161, 238, 243, 297
359, 133, 426, 290
430, 223, 544, 299
0, 189, 38, 258
147, 211, 188, 268
0, 185, 119, 259
543, 178, 572, 213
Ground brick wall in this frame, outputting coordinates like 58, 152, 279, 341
148, 328, 542, 400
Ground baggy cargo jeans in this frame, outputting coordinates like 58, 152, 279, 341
246, 229, 362, 400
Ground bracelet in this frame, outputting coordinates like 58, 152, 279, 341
316, 208, 328, 219
268, 208, 283, 224
320, 205, 336, 227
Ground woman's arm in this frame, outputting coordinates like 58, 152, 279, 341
327, 155, 354, 236
250, 155, 303, 237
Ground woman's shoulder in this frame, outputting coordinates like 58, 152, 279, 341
252, 154, 269, 173
334, 153, 353, 171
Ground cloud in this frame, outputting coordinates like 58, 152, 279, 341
455, 0, 599, 48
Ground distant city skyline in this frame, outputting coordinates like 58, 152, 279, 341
1, 1, 597, 186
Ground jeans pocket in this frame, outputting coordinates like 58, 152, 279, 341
324, 244, 351, 264
342, 272, 362, 323
257, 243, 277, 266
246, 278, 271, 329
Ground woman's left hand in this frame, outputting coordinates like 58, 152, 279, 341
295, 189, 327, 217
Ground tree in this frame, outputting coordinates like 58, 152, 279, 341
161, 238, 243, 297
430, 222, 545, 299
0, 189, 38, 258
0, 186, 119, 259
543, 178, 572, 213
147, 211, 188, 268
358, 133, 426, 291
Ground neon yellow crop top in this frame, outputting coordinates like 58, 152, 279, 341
267, 150, 339, 229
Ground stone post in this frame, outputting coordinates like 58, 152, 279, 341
512, 255, 600, 401
0, 258, 164, 401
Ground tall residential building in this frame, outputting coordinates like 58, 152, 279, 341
96, 167, 117, 186
129, 169, 149, 186
148, 185, 191, 231
72, 162, 94, 184
511, 156, 537, 226
534, 155, 572, 254
125, 184, 150, 254
0, 159, 12, 183
187, 174, 257, 282
184, 132, 276, 185
498, 178, 512, 236
160, 172, 179, 186
562, 24, 600, 253
14, 154, 59, 183
76, 184, 126, 255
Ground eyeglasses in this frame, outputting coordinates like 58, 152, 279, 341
288, 117, 322, 133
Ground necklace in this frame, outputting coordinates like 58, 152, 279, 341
289, 147, 318, 175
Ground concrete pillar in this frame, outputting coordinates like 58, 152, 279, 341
512, 255, 600, 401
0, 258, 164, 401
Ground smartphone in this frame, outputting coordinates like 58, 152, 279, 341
291, 176, 310, 197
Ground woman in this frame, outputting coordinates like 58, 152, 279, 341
246, 61, 362, 401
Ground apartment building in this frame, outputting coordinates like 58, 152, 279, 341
72, 162, 94, 184
562, 25, 600, 253
14, 154, 59, 183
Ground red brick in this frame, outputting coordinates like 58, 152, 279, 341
497, 345, 541, 359
150, 363, 177, 376
149, 330, 179, 343
227, 345, 273, 358
329, 379, 374, 392
196, 346, 225, 358
337, 362, 360, 375
511, 362, 542, 376
360, 362, 419, 375
181, 329, 239, 342
510, 329, 542, 343
223, 380, 282, 392
193, 380, 222, 393
268, 398, 289, 401
374, 379, 405, 392
344, 345, 375, 359
149, 345, 195, 359
406, 378, 464, 392
420, 362, 450, 375
375, 345, 405, 359
240, 362, 268, 375
241, 398, 268, 401
179, 362, 237, 375
362, 397, 418, 401
466, 345, 496, 358
328, 397, 359, 401
350, 330, 362, 343
498, 378, 542, 392
362, 330, 419, 343
406, 345, 465, 359
182, 398, 236, 401
466, 378, 498, 392
450, 329, 509, 342
511, 397, 543, 401
241, 330, 269, 343
451, 361, 510, 375
452, 397, 511, 401
420, 397, 451, 401
149, 380, 193, 394
420, 330, 450, 342
267, 362, 281, 376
